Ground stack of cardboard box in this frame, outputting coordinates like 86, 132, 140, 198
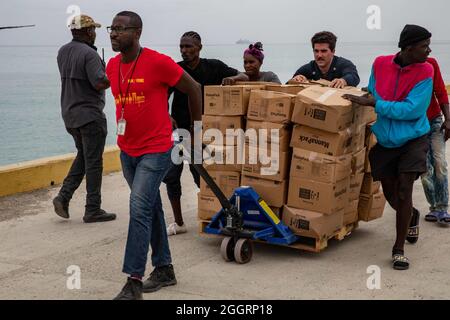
241, 89, 296, 215
358, 121, 387, 222
283, 86, 378, 239
198, 83, 387, 242
198, 85, 265, 221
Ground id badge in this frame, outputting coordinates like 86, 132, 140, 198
117, 119, 126, 136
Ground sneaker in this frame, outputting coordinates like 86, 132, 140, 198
142, 265, 177, 293
83, 209, 117, 223
113, 277, 143, 300
167, 222, 187, 236
53, 196, 69, 219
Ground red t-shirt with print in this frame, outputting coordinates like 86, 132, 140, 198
106, 47, 183, 157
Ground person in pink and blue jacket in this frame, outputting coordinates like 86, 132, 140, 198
344, 24, 434, 271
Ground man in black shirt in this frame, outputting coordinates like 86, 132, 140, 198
164, 31, 239, 236
289, 31, 360, 88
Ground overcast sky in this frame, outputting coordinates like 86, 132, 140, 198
0, 0, 448, 46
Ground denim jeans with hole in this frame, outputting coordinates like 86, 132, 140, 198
120, 148, 173, 277
421, 116, 449, 212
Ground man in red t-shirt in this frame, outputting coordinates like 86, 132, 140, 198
106, 11, 201, 300
420, 57, 450, 226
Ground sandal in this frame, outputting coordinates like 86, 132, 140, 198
437, 212, 450, 226
392, 254, 410, 270
406, 208, 420, 244
425, 211, 440, 222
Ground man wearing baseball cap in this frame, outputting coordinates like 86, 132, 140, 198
54, 14, 116, 223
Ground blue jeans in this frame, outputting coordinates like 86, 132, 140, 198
421, 116, 449, 212
120, 148, 173, 277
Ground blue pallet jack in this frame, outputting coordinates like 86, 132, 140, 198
180, 140, 299, 264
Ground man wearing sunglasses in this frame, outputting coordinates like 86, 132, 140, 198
54, 14, 116, 224
106, 11, 202, 300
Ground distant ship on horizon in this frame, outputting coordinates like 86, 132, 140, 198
236, 39, 251, 45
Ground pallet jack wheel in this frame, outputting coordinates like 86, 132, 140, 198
220, 237, 235, 262
234, 238, 253, 264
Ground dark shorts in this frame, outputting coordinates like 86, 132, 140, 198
369, 134, 429, 182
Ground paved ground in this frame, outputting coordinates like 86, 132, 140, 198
0, 165, 450, 300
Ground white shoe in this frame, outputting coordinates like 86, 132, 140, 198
167, 222, 187, 236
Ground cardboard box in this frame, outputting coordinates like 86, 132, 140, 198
202, 115, 244, 145
241, 175, 288, 208
349, 172, 364, 201
203, 144, 243, 172
287, 177, 350, 215
364, 148, 372, 173
198, 193, 222, 221
247, 90, 295, 124
204, 85, 265, 116
365, 123, 377, 149
291, 86, 355, 132
344, 199, 359, 226
242, 146, 290, 182
360, 173, 381, 195
351, 124, 366, 153
354, 105, 377, 125
358, 190, 386, 222
289, 148, 352, 184
245, 120, 291, 152
200, 171, 240, 198
235, 81, 274, 87
351, 147, 366, 174
290, 125, 353, 156
265, 84, 312, 95
282, 205, 344, 239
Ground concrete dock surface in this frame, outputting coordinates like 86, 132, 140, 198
0, 165, 449, 300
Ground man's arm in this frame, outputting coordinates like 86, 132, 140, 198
339, 59, 360, 87
374, 79, 433, 121
432, 59, 450, 140
287, 64, 310, 84
222, 73, 249, 85
86, 51, 110, 91
173, 71, 202, 127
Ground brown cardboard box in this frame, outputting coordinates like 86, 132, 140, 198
364, 148, 372, 173
358, 190, 386, 222
265, 84, 312, 95
245, 120, 291, 152
198, 193, 222, 221
290, 125, 353, 156
242, 146, 290, 182
344, 199, 359, 226
360, 173, 381, 195
287, 177, 350, 215
200, 171, 240, 198
351, 124, 366, 153
282, 205, 344, 239
202, 115, 244, 145
289, 148, 352, 184
235, 81, 274, 87
247, 90, 295, 124
349, 172, 364, 201
203, 144, 243, 172
291, 86, 355, 132
241, 175, 288, 208
354, 105, 377, 125
351, 147, 366, 174
365, 123, 377, 149
204, 85, 265, 116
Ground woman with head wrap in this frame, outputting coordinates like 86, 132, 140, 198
223, 42, 281, 84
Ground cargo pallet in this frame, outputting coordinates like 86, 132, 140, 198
199, 219, 359, 253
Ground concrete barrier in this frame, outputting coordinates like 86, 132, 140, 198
0, 145, 121, 198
